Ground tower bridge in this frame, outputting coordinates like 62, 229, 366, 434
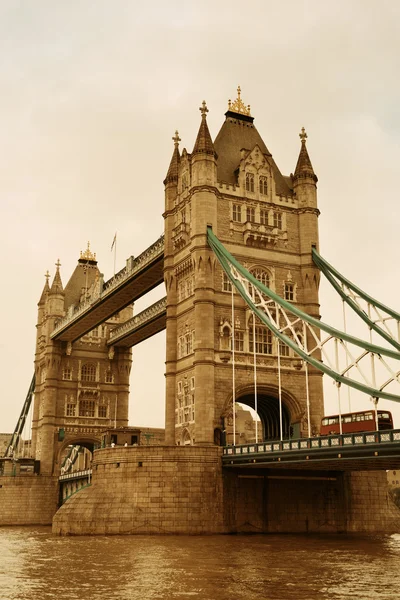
2, 88, 400, 534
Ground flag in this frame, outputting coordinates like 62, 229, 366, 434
111, 232, 117, 251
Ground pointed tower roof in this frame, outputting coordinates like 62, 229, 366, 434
192, 101, 217, 157
49, 259, 64, 295
38, 270, 50, 305
294, 127, 318, 182
213, 87, 292, 195
64, 243, 100, 310
164, 130, 181, 185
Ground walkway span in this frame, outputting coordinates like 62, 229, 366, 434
50, 236, 165, 343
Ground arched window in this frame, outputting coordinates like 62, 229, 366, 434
249, 323, 272, 355
81, 363, 96, 382
245, 173, 255, 192
105, 370, 114, 383
259, 176, 268, 195
250, 267, 270, 289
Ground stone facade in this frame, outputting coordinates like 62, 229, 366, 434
32, 246, 132, 475
164, 90, 323, 448
0, 474, 58, 526
53, 446, 224, 535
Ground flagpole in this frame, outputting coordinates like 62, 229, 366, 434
114, 235, 117, 276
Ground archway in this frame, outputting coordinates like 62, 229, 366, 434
236, 392, 291, 440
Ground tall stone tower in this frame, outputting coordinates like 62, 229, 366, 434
32, 244, 132, 475
163, 88, 323, 446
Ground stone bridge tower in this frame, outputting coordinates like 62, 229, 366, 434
32, 245, 132, 475
163, 88, 323, 446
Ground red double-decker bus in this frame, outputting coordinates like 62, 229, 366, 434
320, 410, 393, 436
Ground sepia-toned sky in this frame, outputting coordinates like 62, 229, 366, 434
1, 0, 400, 433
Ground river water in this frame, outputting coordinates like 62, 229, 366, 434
1, 527, 400, 600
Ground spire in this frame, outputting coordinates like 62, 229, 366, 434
294, 127, 317, 182
49, 259, 64, 295
38, 270, 50, 305
164, 130, 181, 185
192, 101, 217, 157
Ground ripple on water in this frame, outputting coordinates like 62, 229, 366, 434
0, 528, 400, 600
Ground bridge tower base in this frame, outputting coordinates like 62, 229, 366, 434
51, 446, 400, 535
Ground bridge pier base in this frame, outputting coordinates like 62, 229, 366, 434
51, 444, 400, 535
223, 469, 400, 534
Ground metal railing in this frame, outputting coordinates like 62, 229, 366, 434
223, 429, 400, 458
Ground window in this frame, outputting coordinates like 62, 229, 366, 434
231, 330, 244, 352
178, 381, 182, 395
185, 332, 193, 355
260, 209, 268, 225
222, 272, 232, 292
284, 283, 294, 301
178, 331, 195, 357
259, 176, 268, 195
66, 403, 76, 417
62, 367, 72, 380
105, 370, 114, 383
250, 326, 272, 354
190, 377, 195, 391
279, 340, 290, 357
251, 268, 270, 289
79, 399, 95, 417
81, 363, 96, 382
232, 204, 242, 222
246, 207, 255, 222
246, 173, 255, 192
273, 212, 282, 229
98, 404, 108, 418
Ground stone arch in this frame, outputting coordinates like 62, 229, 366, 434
56, 435, 100, 474
222, 383, 303, 441
181, 428, 192, 446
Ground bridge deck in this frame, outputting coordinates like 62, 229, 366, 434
108, 297, 166, 347
223, 429, 400, 471
51, 236, 164, 342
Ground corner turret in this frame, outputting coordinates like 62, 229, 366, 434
191, 101, 217, 186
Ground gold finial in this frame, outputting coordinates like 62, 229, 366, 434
45, 270, 50, 282
172, 130, 181, 146
55, 259, 61, 270
199, 100, 209, 118
299, 127, 308, 143
80, 241, 96, 262
227, 86, 251, 116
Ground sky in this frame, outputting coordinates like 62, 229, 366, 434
1, 0, 400, 434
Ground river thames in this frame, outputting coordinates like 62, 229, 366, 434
1, 527, 400, 599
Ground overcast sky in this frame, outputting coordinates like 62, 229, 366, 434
1, 0, 400, 434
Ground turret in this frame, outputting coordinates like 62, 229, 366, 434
293, 127, 318, 209
46, 259, 65, 322
191, 101, 217, 187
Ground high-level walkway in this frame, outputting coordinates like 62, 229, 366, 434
51, 236, 164, 343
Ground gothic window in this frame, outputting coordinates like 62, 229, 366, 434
246, 207, 255, 222
259, 176, 268, 195
222, 272, 232, 292
284, 283, 294, 301
231, 330, 244, 352
98, 403, 108, 418
279, 340, 290, 357
232, 203, 242, 222
185, 332, 193, 355
250, 268, 270, 289
260, 209, 268, 225
273, 212, 282, 229
249, 324, 272, 355
66, 403, 76, 417
62, 367, 72, 380
178, 381, 183, 395
105, 370, 114, 383
246, 173, 255, 192
81, 363, 96, 382
79, 399, 95, 417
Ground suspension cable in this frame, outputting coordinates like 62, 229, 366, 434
231, 285, 236, 446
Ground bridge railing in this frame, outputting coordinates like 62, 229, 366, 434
51, 234, 165, 337
223, 429, 400, 458
59, 468, 92, 482
108, 297, 167, 343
